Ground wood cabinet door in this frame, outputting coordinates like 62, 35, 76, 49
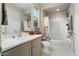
32, 37, 42, 56
2, 42, 31, 56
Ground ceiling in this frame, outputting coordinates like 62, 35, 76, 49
40, 3, 63, 9
40, 3, 70, 14
9, 3, 70, 15
10, 3, 33, 15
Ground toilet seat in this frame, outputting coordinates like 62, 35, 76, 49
42, 41, 50, 49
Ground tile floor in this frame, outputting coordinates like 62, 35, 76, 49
41, 40, 73, 56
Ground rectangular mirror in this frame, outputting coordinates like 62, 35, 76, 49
22, 15, 31, 32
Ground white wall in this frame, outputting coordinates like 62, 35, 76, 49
6, 4, 22, 33
0, 4, 1, 33
48, 12, 67, 40
0, 3, 1, 50
1, 4, 24, 35
69, 3, 79, 55
68, 4, 75, 55
1, 4, 27, 39
72, 4, 79, 55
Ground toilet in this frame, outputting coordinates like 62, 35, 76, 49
42, 41, 51, 54
42, 41, 50, 50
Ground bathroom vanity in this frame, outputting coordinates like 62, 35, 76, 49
1, 4, 42, 56
2, 34, 42, 56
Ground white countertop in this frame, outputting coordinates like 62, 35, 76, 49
1, 34, 42, 52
